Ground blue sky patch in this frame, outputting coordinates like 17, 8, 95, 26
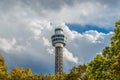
66, 24, 114, 33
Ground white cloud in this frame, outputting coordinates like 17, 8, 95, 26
0, 38, 16, 51
64, 48, 78, 64
27, 20, 78, 64
0, 38, 25, 52
62, 26, 113, 63
0, 19, 113, 73
42, 37, 51, 47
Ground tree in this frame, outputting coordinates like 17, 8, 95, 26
8, 67, 35, 80
38, 73, 45, 80
65, 65, 87, 80
87, 54, 116, 80
87, 20, 120, 80
0, 54, 7, 79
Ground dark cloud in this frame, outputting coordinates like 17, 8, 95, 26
21, 0, 120, 9
97, 0, 120, 7
0, 0, 76, 12
0, 0, 120, 13
22, 0, 76, 10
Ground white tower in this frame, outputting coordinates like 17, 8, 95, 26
51, 28, 66, 74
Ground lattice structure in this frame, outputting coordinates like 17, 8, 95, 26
51, 28, 66, 74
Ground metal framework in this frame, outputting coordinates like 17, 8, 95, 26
51, 28, 66, 74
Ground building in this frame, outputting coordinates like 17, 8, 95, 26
51, 28, 66, 74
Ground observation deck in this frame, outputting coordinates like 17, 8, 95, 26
51, 28, 66, 47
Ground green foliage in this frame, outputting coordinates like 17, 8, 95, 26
87, 20, 120, 80
87, 55, 116, 80
65, 65, 87, 80
110, 20, 120, 57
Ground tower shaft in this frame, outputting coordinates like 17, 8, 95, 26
51, 28, 66, 74
55, 47, 63, 74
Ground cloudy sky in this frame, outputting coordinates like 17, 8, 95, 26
0, 0, 119, 74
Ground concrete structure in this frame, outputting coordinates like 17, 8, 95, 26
51, 28, 66, 74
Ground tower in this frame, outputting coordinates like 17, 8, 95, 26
51, 28, 66, 74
